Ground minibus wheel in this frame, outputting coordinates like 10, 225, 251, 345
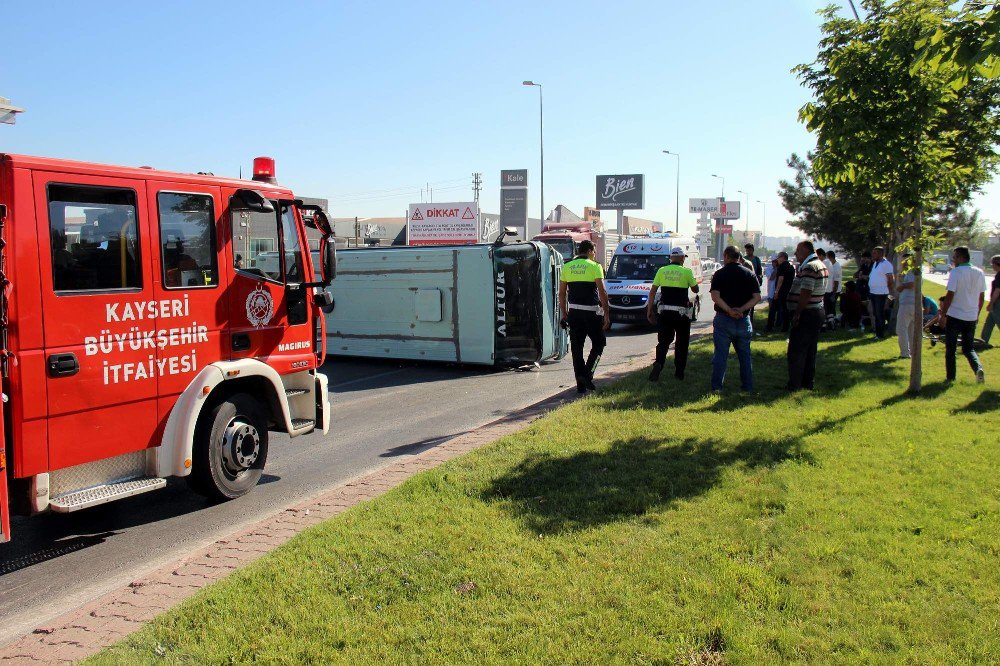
189, 393, 269, 501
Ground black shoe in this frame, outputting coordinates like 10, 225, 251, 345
675, 370, 684, 380
585, 378, 597, 391
648, 363, 663, 382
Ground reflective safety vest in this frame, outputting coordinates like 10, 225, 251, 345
652, 263, 696, 307
561, 258, 604, 306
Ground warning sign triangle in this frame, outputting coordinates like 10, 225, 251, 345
461, 207, 475, 220
411, 208, 424, 221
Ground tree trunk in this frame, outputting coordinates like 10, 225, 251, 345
909, 209, 923, 393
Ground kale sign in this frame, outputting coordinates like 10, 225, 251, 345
595, 174, 644, 210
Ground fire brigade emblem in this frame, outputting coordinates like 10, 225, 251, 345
245, 285, 274, 328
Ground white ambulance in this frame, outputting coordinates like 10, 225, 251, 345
604, 234, 703, 325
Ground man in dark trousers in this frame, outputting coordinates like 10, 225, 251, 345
940, 246, 987, 383
786, 240, 829, 391
559, 240, 610, 393
868, 246, 895, 338
710, 246, 762, 392
767, 251, 795, 332
646, 246, 699, 381
744, 243, 764, 327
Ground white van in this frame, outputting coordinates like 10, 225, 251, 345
604, 235, 703, 324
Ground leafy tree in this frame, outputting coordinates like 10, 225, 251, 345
795, 0, 1000, 392
914, 1, 1000, 85
933, 205, 987, 248
778, 153, 983, 258
778, 152, 889, 257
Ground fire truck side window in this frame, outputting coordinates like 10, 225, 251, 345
280, 204, 305, 284
233, 207, 282, 282
157, 192, 218, 288
47, 184, 141, 292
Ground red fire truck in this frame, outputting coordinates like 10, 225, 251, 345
0, 154, 336, 543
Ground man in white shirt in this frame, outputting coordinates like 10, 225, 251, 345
828, 251, 842, 307
940, 246, 987, 383
868, 246, 895, 339
817, 248, 836, 321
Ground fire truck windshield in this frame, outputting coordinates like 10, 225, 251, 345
543, 238, 574, 262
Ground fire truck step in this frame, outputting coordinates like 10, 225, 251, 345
285, 389, 309, 397
49, 477, 167, 513
291, 418, 315, 430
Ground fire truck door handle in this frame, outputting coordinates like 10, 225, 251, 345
47, 353, 80, 378
232, 333, 251, 351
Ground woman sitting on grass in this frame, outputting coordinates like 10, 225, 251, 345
840, 280, 864, 329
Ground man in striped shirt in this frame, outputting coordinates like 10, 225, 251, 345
786, 240, 830, 391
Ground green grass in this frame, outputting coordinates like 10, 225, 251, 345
93, 284, 998, 665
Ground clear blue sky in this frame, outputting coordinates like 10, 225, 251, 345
2, 0, 996, 239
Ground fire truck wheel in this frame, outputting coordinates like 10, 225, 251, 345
189, 393, 269, 501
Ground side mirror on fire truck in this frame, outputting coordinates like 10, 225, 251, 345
234, 189, 275, 213
322, 235, 337, 285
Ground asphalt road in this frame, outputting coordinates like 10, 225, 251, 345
0, 321, 707, 645
923, 267, 993, 301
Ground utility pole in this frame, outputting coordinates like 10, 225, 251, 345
522, 81, 545, 223
756, 199, 767, 251
472, 172, 482, 204
663, 150, 680, 233
737, 189, 750, 236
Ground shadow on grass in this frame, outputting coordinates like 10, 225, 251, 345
592, 329, 906, 414
952, 389, 999, 414
483, 435, 814, 534
487, 330, 955, 534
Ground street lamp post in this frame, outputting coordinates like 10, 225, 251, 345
737, 189, 750, 235
756, 199, 767, 251
522, 81, 544, 225
662, 150, 680, 233
710, 173, 725, 198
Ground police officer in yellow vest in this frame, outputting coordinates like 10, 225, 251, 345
646, 246, 699, 381
559, 240, 610, 393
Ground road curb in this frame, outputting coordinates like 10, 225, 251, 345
0, 342, 673, 664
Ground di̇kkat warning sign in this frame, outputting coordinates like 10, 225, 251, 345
407, 202, 480, 245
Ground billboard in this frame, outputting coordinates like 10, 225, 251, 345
712, 201, 741, 220
623, 216, 664, 236
407, 202, 480, 245
500, 169, 528, 238
595, 174, 644, 210
689, 197, 721, 214
500, 169, 528, 187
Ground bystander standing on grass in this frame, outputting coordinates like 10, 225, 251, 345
709, 246, 761, 392
828, 250, 841, 316
786, 240, 829, 391
940, 246, 987, 383
980, 255, 999, 347
869, 246, 895, 339
895, 252, 917, 360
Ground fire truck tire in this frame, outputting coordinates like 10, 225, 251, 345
188, 393, 269, 501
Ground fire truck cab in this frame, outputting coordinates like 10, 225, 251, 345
0, 154, 336, 543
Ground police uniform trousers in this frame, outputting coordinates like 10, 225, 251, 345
567, 309, 606, 381
655, 310, 691, 375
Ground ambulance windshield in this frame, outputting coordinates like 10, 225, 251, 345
606, 254, 670, 281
